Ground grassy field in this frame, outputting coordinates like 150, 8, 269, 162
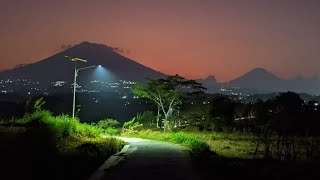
186, 131, 260, 159
0, 111, 125, 180
123, 129, 211, 155
122, 128, 320, 180
123, 128, 261, 159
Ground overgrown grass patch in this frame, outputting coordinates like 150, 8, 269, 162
2, 110, 104, 138
180, 130, 259, 159
58, 135, 125, 157
123, 129, 260, 159
105, 127, 121, 135
0, 111, 125, 180
122, 130, 211, 154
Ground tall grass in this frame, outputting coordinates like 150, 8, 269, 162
123, 130, 211, 154
123, 128, 260, 159
5, 110, 103, 138
182, 131, 260, 159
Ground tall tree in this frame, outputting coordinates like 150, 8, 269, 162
132, 75, 206, 127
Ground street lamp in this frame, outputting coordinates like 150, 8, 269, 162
65, 55, 99, 119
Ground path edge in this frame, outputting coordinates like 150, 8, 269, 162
88, 144, 130, 180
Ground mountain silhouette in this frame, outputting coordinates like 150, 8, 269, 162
1, 43, 320, 95
0, 41, 166, 83
228, 68, 283, 91
196, 75, 220, 93
227, 68, 320, 94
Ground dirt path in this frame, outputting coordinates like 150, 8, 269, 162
91, 137, 203, 180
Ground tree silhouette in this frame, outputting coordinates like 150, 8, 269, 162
132, 75, 206, 128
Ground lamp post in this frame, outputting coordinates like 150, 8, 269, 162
65, 55, 97, 119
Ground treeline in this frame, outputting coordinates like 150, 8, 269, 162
172, 92, 320, 161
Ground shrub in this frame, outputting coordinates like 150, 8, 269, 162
170, 132, 210, 152
105, 127, 120, 135
75, 122, 103, 138
171, 132, 190, 143
136, 111, 156, 127
122, 117, 141, 133
46, 115, 78, 138
184, 139, 211, 153
163, 120, 174, 132
15, 110, 52, 125
96, 118, 120, 129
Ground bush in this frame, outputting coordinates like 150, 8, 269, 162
14, 110, 52, 125
163, 120, 174, 132
171, 132, 190, 143
96, 118, 120, 129
74, 122, 103, 138
170, 132, 210, 152
122, 117, 142, 133
136, 111, 156, 127
46, 115, 78, 138
105, 127, 120, 135
185, 139, 211, 153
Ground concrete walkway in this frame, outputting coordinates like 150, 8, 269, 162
90, 137, 203, 180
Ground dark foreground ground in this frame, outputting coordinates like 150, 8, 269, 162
1, 130, 319, 180
0, 126, 122, 180
194, 156, 320, 180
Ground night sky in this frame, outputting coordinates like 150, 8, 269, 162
1, 0, 319, 81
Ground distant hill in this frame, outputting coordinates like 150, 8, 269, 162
226, 68, 320, 94
227, 68, 283, 92
0, 41, 166, 83
196, 75, 221, 93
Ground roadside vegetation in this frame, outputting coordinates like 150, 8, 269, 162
121, 120, 257, 158
129, 76, 320, 162
123, 129, 211, 154
119, 76, 320, 179
0, 109, 125, 180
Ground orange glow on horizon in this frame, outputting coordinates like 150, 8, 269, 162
0, 1, 320, 81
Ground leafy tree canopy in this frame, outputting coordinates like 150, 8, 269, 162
132, 75, 206, 123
